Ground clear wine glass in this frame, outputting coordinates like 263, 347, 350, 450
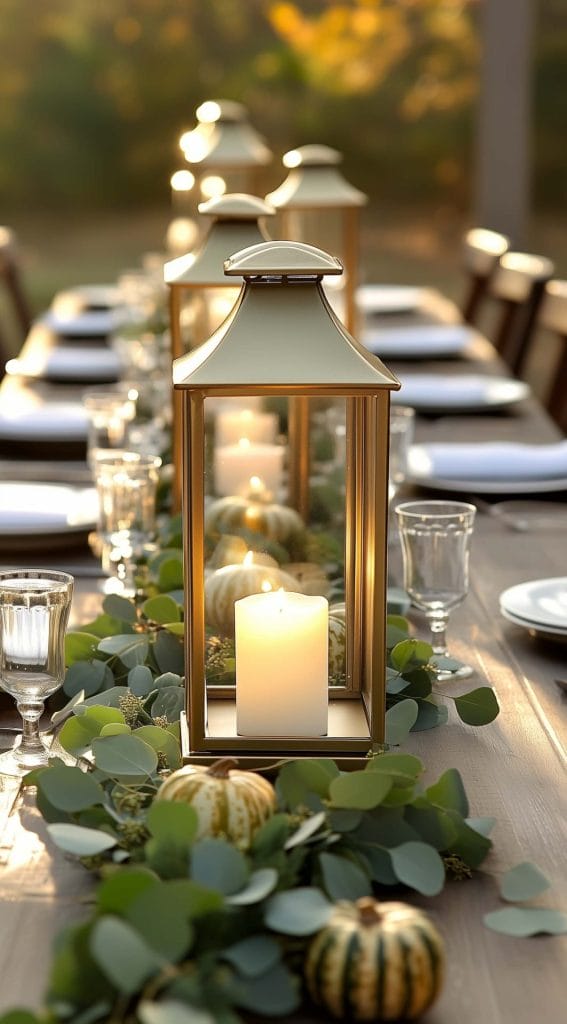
396, 500, 476, 680
0, 569, 74, 777
389, 405, 415, 503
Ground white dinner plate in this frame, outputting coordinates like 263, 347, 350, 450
0, 482, 98, 550
357, 285, 424, 315
0, 401, 88, 442
392, 374, 530, 413
499, 577, 567, 631
42, 309, 121, 337
499, 605, 567, 641
10, 346, 122, 383
362, 324, 474, 360
407, 443, 567, 495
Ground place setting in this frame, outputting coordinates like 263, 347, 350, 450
499, 576, 567, 642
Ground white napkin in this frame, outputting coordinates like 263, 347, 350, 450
0, 402, 89, 440
42, 309, 121, 337
0, 484, 98, 531
357, 285, 423, 315
20, 346, 122, 381
363, 324, 474, 359
52, 284, 120, 314
409, 440, 567, 481
392, 374, 529, 410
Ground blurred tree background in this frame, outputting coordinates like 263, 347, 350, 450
0, 0, 565, 312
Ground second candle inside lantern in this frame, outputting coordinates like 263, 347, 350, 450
235, 590, 329, 737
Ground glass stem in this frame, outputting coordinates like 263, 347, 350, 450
427, 611, 450, 657
17, 700, 45, 756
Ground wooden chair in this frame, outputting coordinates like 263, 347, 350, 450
488, 251, 554, 374
0, 227, 32, 377
537, 280, 567, 433
461, 227, 510, 325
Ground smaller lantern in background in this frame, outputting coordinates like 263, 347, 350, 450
180, 100, 272, 203
266, 145, 367, 334
165, 193, 276, 511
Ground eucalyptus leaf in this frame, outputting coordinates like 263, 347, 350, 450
102, 594, 137, 623
50, 690, 87, 728
143, 594, 181, 624
64, 660, 113, 699
483, 907, 567, 937
390, 841, 445, 896
191, 839, 249, 896
154, 672, 184, 689
38, 766, 104, 813
251, 814, 290, 858
138, 1002, 215, 1024
79, 705, 125, 728
82, 613, 134, 639
500, 862, 551, 902
65, 632, 100, 666
158, 556, 184, 592
58, 715, 103, 756
146, 800, 198, 845
328, 808, 363, 833
128, 666, 154, 697
319, 852, 372, 900
454, 687, 499, 726
448, 816, 492, 869
97, 868, 160, 914
151, 686, 185, 722
466, 817, 496, 838
134, 726, 182, 769
232, 961, 300, 1016
277, 759, 339, 809
385, 699, 419, 745
98, 634, 149, 669
92, 734, 158, 780
226, 867, 278, 906
426, 768, 469, 817
89, 917, 163, 994
126, 883, 194, 961
265, 888, 332, 936
330, 770, 392, 810
412, 699, 449, 732
223, 935, 281, 978
80, 686, 129, 708
153, 631, 185, 675
47, 823, 117, 856
165, 879, 224, 918
390, 639, 432, 671
367, 753, 423, 782
284, 811, 327, 849
100, 723, 131, 737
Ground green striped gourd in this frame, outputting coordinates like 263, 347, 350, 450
205, 562, 298, 637
156, 757, 276, 849
329, 603, 346, 679
205, 495, 304, 544
305, 897, 445, 1021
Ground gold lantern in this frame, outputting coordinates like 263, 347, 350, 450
173, 240, 400, 769
165, 193, 275, 511
180, 100, 272, 204
266, 145, 367, 335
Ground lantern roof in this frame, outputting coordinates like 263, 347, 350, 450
266, 145, 367, 210
182, 100, 272, 169
164, 194, 274, 287
173, 241, 399, 391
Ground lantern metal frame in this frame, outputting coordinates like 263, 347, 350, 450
181, 100, 272, 200
173, 241, 399, 769
266, 145, 367, 335
165, 193, 275, 511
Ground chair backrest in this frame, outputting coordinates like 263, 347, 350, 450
0, 226, 32, 339
461, 227, 509, 325
539, 280, 567, 433
488, 251, 554, 374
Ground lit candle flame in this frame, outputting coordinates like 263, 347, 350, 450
243, 551, 254, 567
238, 437, 251, 450
261, 580, 273, 592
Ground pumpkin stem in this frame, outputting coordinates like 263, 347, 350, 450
356, 897, 382, 926
208, 757, 238, 778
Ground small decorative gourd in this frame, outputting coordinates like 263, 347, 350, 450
305, 897, 445, 1021
208, 534, 278, 570
157, 757, 276, 848
205, 559, 298, 636
205, 495, 304, 544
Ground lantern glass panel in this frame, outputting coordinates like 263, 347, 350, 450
201, 394, 350, 702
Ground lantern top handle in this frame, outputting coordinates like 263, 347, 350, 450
223, 240, 343, 278
283, 145, 341, 168
198, 194, 275, 220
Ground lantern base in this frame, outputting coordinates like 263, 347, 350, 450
179, 711, 384, 774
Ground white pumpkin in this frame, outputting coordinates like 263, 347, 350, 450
286, 562, 331, 598
205, 562, 299, 636
205, 496, 304, 544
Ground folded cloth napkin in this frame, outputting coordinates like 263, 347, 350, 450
409, 440, 567, 481
357, 285, 424, 314
393, 374, 529, 410
42, 309, 122, 337
0, 483, 98, 531
16, 345, 121, 382
362, 324, 474, 358
0, 402, 88, 440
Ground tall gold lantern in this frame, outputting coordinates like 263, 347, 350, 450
180, 100, 272, 204
165, 193, 275, 511
266, 145, 367, 335
173, 240, 399, 769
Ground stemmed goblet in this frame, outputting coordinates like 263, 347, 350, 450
396, 500, 476, 680
0, 569, 73, 776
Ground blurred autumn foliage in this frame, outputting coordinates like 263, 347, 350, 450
0, 0, 564, 212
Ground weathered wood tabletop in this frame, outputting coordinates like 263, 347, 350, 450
1, 294, 566, 1022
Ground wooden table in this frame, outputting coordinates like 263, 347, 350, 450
1, 297, 566, 1023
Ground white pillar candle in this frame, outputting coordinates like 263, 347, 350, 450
216, 409, 278, 447
235, 591, 328, 737
214, 438, 284, 498
205, 396, 263, 420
